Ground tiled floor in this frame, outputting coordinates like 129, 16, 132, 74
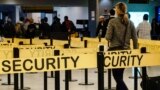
0, 66, 160, 90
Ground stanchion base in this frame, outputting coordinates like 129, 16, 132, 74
18, 87, 31, 90
128, 76, 141, 79
94, 70, 107, 73
105, 87, 116, 90
79, 82, 94, 85
63, 79, 78, 82
1, 82, 14, 85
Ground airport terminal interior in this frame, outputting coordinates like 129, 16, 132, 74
0, 0, 160, 90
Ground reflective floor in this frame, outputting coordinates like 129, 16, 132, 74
0, 66, 160, 90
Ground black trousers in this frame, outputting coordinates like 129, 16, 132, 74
112, 68, 128, 90
108, 46, 128, 90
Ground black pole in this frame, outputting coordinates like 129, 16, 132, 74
2, 41, 14, 85
19, 73, 30, 90
12, 37, 14, 43
64, 42, 77, 82
14, 74, 19, 90
97, 51, 104, 90
80, 37, 83, 41
1, 74, 14, 85
54, 50, 60, 90
48, 38, 55, 78
141, 47, 147, 90
29, 38, 32, 45
79, 40, 94, 85
13, 48, 19, 90
43, 43, 48, 90
134, 67, 138, 90
98, 35, 101, 42
50, 38, 53, 46
142, 67, 147, 90
65, 70, 69, 90
44, 72, 48, 90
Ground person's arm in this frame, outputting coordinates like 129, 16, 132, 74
105, 20, 114, 41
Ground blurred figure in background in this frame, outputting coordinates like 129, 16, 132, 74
62, 16, 76, 34
39, 17, 51, 38
96, 16, 107, 38
26, 18, 36, 38
3, 17, 15, 38
137, 14, 151, 39
51, 16, 62, 33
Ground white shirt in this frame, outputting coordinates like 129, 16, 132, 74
137, 20, 151, 39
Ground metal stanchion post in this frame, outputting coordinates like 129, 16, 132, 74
2, 39, 14, 85
79, 40, 94, 85
13, 48, 19, 90
29, 38, 32, 45
54, 50, 60, 90
134, 67, 138, 90
97, 51, 104, 90
64, 39, 77, 82
44, 72, 48, 90
12, 37, 14, 43
48, 38, 55, 78
94, 38, 107, 73
141, 47, 147, 90
65, 70, 69, 90
19, 73, 30, 90
13, 47, 30, 90
1, 74, 14, 85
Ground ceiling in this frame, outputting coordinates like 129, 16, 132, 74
0, 0, 89, 7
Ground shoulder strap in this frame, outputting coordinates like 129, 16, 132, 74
122, 24, 128, 46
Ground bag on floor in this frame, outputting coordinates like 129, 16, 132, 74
140, 76, 160, 90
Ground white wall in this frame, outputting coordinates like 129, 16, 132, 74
54, 7, 88, 28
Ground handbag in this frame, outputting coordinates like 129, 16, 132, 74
138, 69, 160, 90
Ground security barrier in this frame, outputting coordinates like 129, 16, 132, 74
0, 37, 160, 90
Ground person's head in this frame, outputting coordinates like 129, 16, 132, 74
110, 8, 115, 16
64, 16, 68, 21
143, 14, 149, 21
115, 2, 128, 24
41, 19, 44, 23
20, 17, 24, 22
99, 16, 105, 22
44, 17, 48, 22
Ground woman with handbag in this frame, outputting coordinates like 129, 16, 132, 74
105, 2, 138, 90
